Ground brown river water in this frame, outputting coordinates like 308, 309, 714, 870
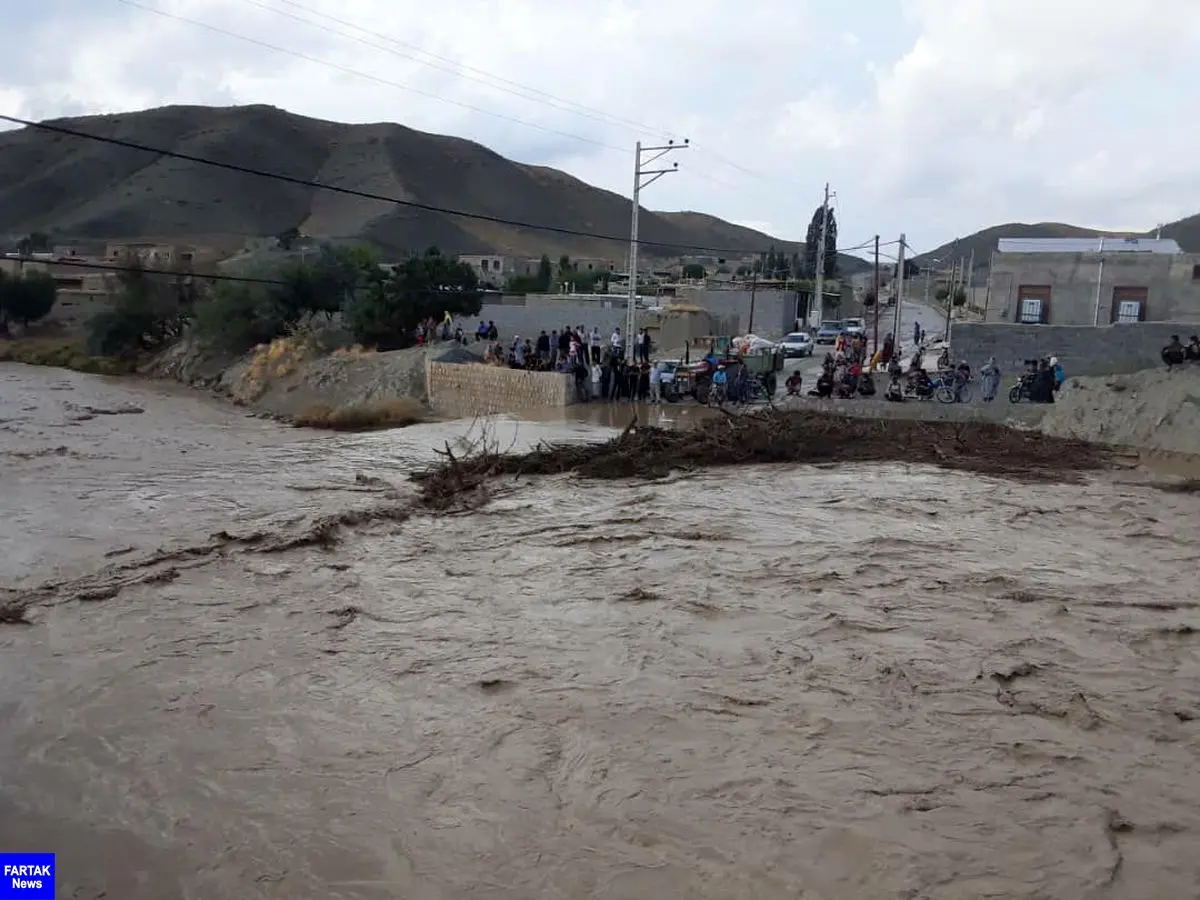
2, 362, 1199, 900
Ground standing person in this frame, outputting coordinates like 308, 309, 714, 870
590, 326, 602, 364
591, 357, 603, 398
610, 327, 623, 360
649, 360, 662, 404
980, 357, 1001, 402
640, 329, 652, 364
536, 330, 550, 361
1050, 356, 1065, 393
487, 321, 498, 341
913, 321, 921, 346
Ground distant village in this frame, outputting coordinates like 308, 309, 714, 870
4, 230, 1200, 347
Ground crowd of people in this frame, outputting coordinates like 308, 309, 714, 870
473, 323, 671, 404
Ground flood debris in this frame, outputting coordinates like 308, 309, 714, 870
0, 602, 31, 625
413, 408, 1115, 510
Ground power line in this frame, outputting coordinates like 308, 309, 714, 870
0, 113, 820, 258
115, 0, 622, 153
13, 254, 495, 298
139, 0, 808, 194
240, 0, 664, 138
247, 0, 807, 190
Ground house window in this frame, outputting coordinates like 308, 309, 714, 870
1110, 286, 1148, 323
1015, 285, 1051, 324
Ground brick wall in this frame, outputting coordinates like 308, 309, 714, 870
426, 361, 576, 416
950, 322, 1188, 377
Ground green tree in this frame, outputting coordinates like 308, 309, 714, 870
935, 286, 950, 302
15, 231, 51, 256
276, 227, 301, 251
735, 265, 752, 277
536, 254, 553, 291
952, 287, 968, 307
0, 270, 57, 327
862, 290, 877, 308
343, 247, 482, 351
86, 257, 198, 357
557, 254, 572, 280
802, 206, 838, 279
681, 263, 706, 279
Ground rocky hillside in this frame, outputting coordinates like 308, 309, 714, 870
0, 104, 867, 268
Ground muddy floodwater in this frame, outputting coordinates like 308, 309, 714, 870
2, 362, 1199, 900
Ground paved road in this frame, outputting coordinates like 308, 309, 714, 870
782, 297, 947, 387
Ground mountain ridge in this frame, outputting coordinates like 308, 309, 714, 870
911, 218, 1200, 273
0, 103, 868, 270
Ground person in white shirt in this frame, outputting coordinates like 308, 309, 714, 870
648, 360, 663, 403
590, 361, 602, 398
610, 327, 623, 358
590, 327, 602, 363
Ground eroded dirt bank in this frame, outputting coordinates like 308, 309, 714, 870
3, 362, 1200, 900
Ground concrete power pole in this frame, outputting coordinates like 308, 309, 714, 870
626, 139, 687, 354
893, 234, 906, 345
812, 182, 831, 326
872, 235, 880, 352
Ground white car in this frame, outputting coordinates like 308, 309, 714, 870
842, 317, 866, 336
779, 332, 814, 358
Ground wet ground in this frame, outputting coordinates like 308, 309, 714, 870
2, 362, 1199, 899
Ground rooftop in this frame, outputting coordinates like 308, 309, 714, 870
996, 237, 1182, 254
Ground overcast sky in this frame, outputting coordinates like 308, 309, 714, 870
2, 0, 1198, 255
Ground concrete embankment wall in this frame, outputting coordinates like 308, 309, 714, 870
427, 361, 575, 416
950, 323, 1188, 377
790, 396, 1048, 427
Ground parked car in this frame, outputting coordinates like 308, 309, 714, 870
815, 321, 843, 344
841, 317, 866, 337
779, 332, 814, 358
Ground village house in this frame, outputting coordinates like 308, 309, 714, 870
985, 237, 1200, 325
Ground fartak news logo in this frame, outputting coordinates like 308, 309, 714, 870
0, 854, 55, 899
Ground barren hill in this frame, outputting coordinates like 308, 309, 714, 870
913, 218, 1200, 274
0, 104, 866, 267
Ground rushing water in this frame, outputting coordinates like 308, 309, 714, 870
2, 362, 1199, 900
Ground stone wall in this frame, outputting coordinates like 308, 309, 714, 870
426, 360, 576, 416
949, 322, 1188, 377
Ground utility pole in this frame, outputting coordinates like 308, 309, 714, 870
943, 257, 957, 342
748, 271, 758, 334
872, 235, 880, 352
893, 234, 906, 345
812, 182, 832, 327
626, 139, 687, 355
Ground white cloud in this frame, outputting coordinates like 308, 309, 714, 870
1, 0, 1198, 251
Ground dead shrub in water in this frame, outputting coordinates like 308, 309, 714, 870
412, 408, 1114, 510
292, 396, 426, 431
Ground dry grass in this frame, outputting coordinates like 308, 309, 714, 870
292, 396, 427, 431
0, 337, 132, 375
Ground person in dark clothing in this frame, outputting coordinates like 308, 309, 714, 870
535, 331, 550, 360
1031, 359, 1056, 403
487, 321, 498, 341
1187, 336, 1200, 361
1163, 334, 1186, 368
600, 357, 613, 399
608, 356, 623, 401
640, 330, 652, 364
572, 360, 590, 401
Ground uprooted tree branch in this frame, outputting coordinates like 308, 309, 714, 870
412, 408, 1114, 511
